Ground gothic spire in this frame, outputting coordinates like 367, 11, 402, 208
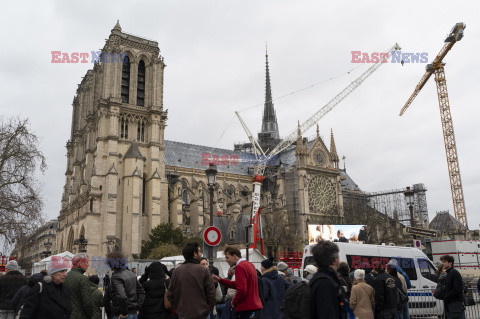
330, 129, 339, 168
260, 46, 280, 140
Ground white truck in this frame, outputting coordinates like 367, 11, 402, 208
301, 242, 442, 318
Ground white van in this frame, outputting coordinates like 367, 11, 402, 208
301, 243, 443, 317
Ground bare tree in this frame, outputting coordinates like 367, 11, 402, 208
0, 117, 46, 251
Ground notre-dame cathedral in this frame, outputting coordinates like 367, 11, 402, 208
56, 22, 364, 260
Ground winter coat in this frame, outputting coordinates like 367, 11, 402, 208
103, 274, 111, 288
350, 281, 375, 319
103, 284, 113, 319
310, 267, 348, 319
63, 267, 93, 319
110, 268, 145, 316
261, 268, 291, 319
372, 271, 398, 312
89, 282, 103, 319
18, 275, 72, 319
443, 267, 464, 305
337, 264, 352, 299
284, 269, 302, 285
219, 260, 263, 312
167, 260, 215, 319
139, 262, 171, 319
12, 273, 45, 313
0, 270, 27, 310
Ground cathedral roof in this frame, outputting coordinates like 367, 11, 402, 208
429, 211, 466, 232
124, 143, 145, 160
339, 169, 361, 192
164, 140, 254, 176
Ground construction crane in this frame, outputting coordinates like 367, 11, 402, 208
399, 23, 468, 229
237, 43, 401, 252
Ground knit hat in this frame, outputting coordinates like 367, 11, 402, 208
48, 257, 70, 275
277, 262, 289, 272
354, 269, 365, 280
387, 259, 398, 268
6, 260, 18, 271
261, 257, 274, 269
305, 264, 317, 275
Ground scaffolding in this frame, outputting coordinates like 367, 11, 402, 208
367, 183, 429, 228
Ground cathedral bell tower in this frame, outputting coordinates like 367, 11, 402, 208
57, 21, 169, 261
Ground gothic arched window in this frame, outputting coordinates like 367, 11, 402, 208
142, 174, 146, 213
137, 60, 145, 106
120, 116, 129, 139
137, 119, 145, 142
121, 55, 130, 103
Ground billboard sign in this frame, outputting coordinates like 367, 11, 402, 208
308, 225, 367, 245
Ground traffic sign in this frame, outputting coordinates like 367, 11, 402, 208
405, 227, 437, 238
204, 226, 222, 246
413, 239, 422, 249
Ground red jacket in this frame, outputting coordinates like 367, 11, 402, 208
219, 260, 262, 312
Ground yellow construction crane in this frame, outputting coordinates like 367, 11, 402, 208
400, 23, 468, 229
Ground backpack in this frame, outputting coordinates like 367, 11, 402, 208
434, 281, 445, 300
283, 281, 311, 319
384, 276, 400, 310
283, 273, 352, 319
394, 279, 408, 309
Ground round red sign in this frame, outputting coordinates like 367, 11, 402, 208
204, 226, 222, 246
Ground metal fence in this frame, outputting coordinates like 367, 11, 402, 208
406, 288, 479, 319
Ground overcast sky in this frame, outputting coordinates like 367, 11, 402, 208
1, 1, 478, 230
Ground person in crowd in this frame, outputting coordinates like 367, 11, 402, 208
349, 269, 375, 319
104, 273, 111, 288
276, 262, 301, 284
200, 257, 209, 268
138, 262, 171, 319
12, 272, 46, 314
365, 268, 377, 287
88, 275, 103, 319
337, 262, 352, 300
386, 264, 407, 319
387, 260, 409, 319
103, 281, 113, 319
18, 260, 72, 319
107, 251, 145, 319
40, 270, 48, 276
440, 255, 465, 319
304, 265, 317, 283
260, 257, 291, 319
0, 260, 27, 319
212, 246, 263, 319
309, 241, 347, 319
131, 268, 138, 275
167, 242, 215, 319
335, 230, 349, 243
224, 267, 237, 319
206, 266, 223, 319
372, 264, 398, 319
63, 253, 93, 319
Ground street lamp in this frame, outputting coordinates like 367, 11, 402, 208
404, 186, 415, 228
205, 163, 217, 267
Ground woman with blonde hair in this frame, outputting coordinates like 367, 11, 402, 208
349, 269, 375, 319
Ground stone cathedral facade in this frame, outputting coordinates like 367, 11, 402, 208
56, 22, 354, 261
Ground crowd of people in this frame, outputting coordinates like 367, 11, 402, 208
0, 241, 468, 319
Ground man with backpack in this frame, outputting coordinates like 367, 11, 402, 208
283, 242, 349, 319
372, 264, 398, 319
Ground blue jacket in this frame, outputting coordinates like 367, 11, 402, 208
261, 269, 291, 319
397, 266, 411, 289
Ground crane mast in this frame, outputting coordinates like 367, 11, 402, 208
400, 23, 468, 229
236, 43, 401, 252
